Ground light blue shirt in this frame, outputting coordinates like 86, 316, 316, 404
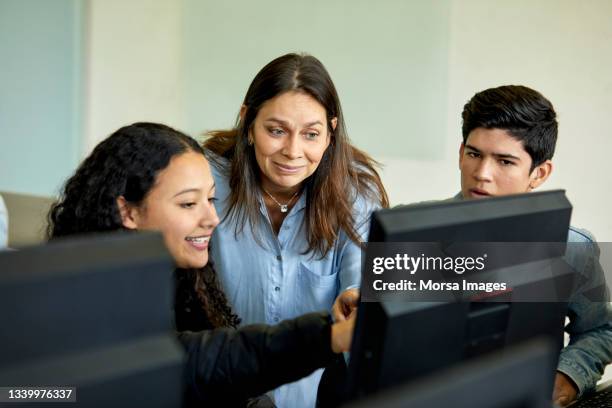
208, 154, 377, 408
0, 195, 8, 249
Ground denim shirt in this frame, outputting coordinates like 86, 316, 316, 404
207, 153, 377, 408
558, 227, 612, 397
449, 193, 611, 396
0, 195, 8, 249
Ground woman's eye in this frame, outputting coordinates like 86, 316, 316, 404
269, 128, 285, 136
467, 152, 480, 158
305, 132, 319, 140
180, 202, 196, 209
208, 197, 218, 203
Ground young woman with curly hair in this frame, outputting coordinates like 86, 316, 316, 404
204, 53, 389, 407
47, 122, 354, 407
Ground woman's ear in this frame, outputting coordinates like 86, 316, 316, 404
116, 196, 139, 230
239, 105, 247, 122
331, 117, 338, 131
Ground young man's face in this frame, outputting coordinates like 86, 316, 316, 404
459, 128, 552, 199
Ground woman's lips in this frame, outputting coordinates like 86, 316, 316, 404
185, 236, 210, 250
274, 162, 304, 174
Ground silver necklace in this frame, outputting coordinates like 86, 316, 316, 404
262, 188, 299, 213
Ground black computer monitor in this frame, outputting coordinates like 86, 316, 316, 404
0, 232, 185, 407
345, 339, 556, 408
345, 190, 576, 401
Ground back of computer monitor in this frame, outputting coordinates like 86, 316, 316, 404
370, 190, 571, 243
0, 232, 185, 407
346, 300, 569, 400
346, 302, 468, 398
346, 191, 573, 401
345, 339, 556, 408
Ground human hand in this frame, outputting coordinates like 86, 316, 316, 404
330, 309, 356, 353
332, 288, 359, 322
553, 371, 578, 406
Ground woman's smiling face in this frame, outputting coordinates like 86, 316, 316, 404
250, 91, 333, 194
120, 151, 219, 268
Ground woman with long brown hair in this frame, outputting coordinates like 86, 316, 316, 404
204, 53, 389, 407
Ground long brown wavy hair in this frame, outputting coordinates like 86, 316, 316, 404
204, 53, 389, 257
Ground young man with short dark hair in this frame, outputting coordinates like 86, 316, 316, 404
458, 85, 612, 406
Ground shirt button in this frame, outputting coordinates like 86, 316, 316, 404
276, 255, 282, 261
275, 286, 280, 292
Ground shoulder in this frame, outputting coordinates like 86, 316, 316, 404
352, 190, 378, 213
568, 226, 596, 243
204, 149, 231, 203
348, 159, 389, 213
204, 149, 230, 177
564, 226, 600, 276
349, 189, 383, 230
0, 194, 6, 216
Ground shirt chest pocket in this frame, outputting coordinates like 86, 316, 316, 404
297, 263, 339, 312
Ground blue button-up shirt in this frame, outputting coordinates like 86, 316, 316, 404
208, 154, 378, 408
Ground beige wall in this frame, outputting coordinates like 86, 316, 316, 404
451, 0, 612, 242
84, 0, 184, 153
381, 0, 612, 242
84, 0, 612, 243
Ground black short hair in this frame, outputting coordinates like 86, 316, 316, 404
461, 85, 558, 170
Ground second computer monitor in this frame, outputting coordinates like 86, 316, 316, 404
346, 190, 575, 400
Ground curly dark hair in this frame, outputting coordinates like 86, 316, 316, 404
48, 122, 240, 328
